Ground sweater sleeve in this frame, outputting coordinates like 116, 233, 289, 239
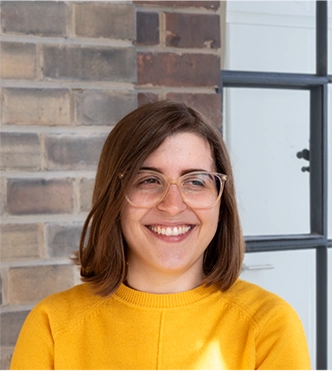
255, 299, 312, 370
10, 302, 54, 370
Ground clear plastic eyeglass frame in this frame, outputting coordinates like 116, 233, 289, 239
121, 170, 227, 209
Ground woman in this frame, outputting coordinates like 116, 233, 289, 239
10, 101, 311, 370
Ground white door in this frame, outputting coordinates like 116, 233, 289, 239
240, 249, 316, 367
224, 88, 310, 236
224, 1, 315, 236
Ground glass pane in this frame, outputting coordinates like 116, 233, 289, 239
224, 88, 310, 236
225, 1, 315, 73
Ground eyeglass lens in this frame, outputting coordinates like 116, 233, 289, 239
126, 171, 225, 208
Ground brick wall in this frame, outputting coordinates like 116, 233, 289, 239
0, 1, 223, 367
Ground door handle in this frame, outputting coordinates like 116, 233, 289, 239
296, 148, 310, 161
296, 148, 310, 172
242, 264, 275, 271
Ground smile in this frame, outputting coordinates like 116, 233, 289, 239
148, 225, 193, 237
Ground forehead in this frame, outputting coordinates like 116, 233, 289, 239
142, 132, 215, 172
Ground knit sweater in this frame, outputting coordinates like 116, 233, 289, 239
10, 279, 311, 370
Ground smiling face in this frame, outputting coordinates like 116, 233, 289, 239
120, 132, 221, 293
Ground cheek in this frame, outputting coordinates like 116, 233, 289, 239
205, 209, 220, 239
195, 208, 220, 242
120, 203, 139, 226
120, 206, 134, 242
206, 206, 220, 227
120, 205, 147, 243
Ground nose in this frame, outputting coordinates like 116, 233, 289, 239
157, 184, 187, 214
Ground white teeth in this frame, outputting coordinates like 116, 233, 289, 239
150, 225, 191, 236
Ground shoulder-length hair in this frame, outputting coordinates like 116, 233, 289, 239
77, 100, 245, 296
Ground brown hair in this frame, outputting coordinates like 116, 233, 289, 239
77, 100, 245, 296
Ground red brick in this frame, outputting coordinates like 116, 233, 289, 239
0, 132, 41, 170
1, 348, 12, 370
74, 3, 135, 40
1, 310, 30, 346
0, 178, 5, 216
166, 13, 220, 48
74, 90, 137, 126
6, 178, 73, 215
45, 134, 107, 170
42, 45, 136, 82
166, 93, 222, 127
138, 92, 159, 106
0, 42, 37, 79
2, 88, 71, 126
1, 1, 68, 37
1, 223, 42, 259
46, 222, 83, 258
8, 265, 76, 305
0, 87, 3, 119
137, 52, 220, 87
137, 12, 159, 45
134, 1, 220, 10
79, 178, 95, 212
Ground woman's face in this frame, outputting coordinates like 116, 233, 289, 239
120, 132, 220, 293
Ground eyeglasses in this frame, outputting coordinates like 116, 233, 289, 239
123, 170, 227, 209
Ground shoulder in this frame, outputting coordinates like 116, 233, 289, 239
35, 283, 100, 310
220, 280, 311, 369
27, 283, 108, 334
219, 279, 301, 330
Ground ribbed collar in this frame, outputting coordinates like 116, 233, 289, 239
114, 283, 219, 309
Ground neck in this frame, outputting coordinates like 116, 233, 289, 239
125, 264, 204, 294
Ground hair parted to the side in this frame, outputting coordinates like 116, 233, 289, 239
76, 100, 245, 296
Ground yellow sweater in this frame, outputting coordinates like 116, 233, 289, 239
10, 279, 311, 370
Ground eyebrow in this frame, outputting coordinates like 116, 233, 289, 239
139, 166, 211, 176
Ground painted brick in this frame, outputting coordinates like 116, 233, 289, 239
0, 1, 68, 37
166, 93, 222, 127
79, 178, 95, 212
0, 133, 41, 170
137, 12, 159, 45
45, 134, 107, 170
166, 13, 220, 48
134, 1, 220, 10
2, 88, 71, 126
0, 42, 36, 79
8, 265, 75, 305
74, 90, 137, 126
0, 310, 29, 346
74, 3, 135, 40
46, 222, 83, 258
138, 92, 159, 106
137, 52, 220, 87
1, 224, 41, 260
42, 45, 136, 83
6, 178, 73, 215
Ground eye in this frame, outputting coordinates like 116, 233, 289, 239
141, 177, 160, 185
183, 173, 214, 189
187, 178, 205, 187
134, 173, 163, 189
